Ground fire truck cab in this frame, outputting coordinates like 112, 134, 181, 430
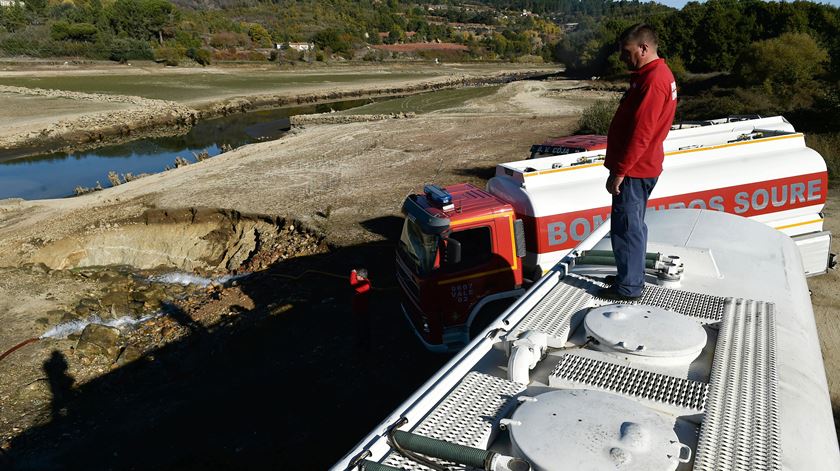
397, 184, 526, 351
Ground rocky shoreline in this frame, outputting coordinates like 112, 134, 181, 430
0, 69, 553, 160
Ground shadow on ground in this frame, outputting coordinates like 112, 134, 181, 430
452, 166, 497, 181
3, 225, 449, 470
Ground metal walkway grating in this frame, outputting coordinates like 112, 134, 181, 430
509, 274, 593, 346
582, 274, 727, 322
693, 298, 781, 471
382, 371, 524, 470
549, 353, 708, 415
510, 273, 726, 348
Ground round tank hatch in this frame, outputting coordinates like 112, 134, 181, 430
508, 389, 688, 471
584, 304, 707, 360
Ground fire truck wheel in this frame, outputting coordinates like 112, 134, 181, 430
525, 266, 543, 285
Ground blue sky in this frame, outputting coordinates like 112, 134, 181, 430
654, 0, 840, 7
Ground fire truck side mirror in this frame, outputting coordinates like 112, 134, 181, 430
445, 237, 462, 266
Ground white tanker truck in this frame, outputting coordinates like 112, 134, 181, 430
336, 206, 840, 471
397, 116, 834, 352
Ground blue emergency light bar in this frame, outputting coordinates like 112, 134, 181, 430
424, 184, 452, 206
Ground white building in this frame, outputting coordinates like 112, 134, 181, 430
278, 42, 314, 52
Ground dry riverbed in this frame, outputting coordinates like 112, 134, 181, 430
0, 75, 838, 469
0, 62, 558, 159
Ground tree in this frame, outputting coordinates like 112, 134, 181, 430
1, 4, 27, 33
734, 32, 829, 88
187, 47, 211, 66
311, 28, 349, 54
247, 23, 272, 48
51, 22, 99, 42
387, 24, 404, 44
108, 0, 179, 44
25, 0, 47, 16
109, 37, 154, 62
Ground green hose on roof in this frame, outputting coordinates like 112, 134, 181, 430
392, 430, 493, 469
360, 460, 405, 471
583, 249, 661, 261
576, 255, 657, 269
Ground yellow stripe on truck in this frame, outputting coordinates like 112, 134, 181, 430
439, 267, 515, 285
774, 218, 823, 231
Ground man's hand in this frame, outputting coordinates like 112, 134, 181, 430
606, 174, 624, 195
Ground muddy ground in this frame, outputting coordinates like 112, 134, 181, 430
0, 75, 838, 470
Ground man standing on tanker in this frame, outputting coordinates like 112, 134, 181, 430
599, 24, 677, 301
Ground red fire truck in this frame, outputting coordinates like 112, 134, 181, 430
528, 134, 607, 159
396, 116, 834, 351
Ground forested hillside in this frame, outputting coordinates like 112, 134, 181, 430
0, 0, 561, 63
1, 0, 837, 78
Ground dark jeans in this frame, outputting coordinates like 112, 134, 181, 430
611, 176, 658, 297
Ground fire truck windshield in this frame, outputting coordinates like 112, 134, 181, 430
399, 219, 438, 275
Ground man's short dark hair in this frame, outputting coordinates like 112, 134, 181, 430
620, 23, 659, 48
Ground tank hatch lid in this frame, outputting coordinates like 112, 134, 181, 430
509, 389, 689, 471
584, 304, 707, 358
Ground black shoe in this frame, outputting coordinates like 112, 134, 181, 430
601, 275, 617, 285
597, 285, 641, 301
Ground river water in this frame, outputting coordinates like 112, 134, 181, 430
0, 83, 504, 201
0, 99, 373, 200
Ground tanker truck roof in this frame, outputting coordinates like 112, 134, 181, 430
498, 115, 800, 187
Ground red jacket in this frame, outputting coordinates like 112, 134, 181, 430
350, 270, 370, 314
604, 58, 677, 178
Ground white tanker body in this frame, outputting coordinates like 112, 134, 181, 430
335, 209, 840, 471
488, 116, 832, 277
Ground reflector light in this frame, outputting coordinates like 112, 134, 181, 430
424, 184, 452, 206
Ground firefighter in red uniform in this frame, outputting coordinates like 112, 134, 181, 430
600, 24, 677, 300
350, 268, 371, 351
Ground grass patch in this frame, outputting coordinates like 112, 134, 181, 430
339, 85, 501, 115
577, 98, 619, 134
0, 71, 436, 102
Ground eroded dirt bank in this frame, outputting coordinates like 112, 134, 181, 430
0, 67, 556, 159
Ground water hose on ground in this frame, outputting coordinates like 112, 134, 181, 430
0, 337, 40, 364
269, 270, 397, 291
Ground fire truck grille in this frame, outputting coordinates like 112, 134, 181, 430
395, 254, 420, 304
